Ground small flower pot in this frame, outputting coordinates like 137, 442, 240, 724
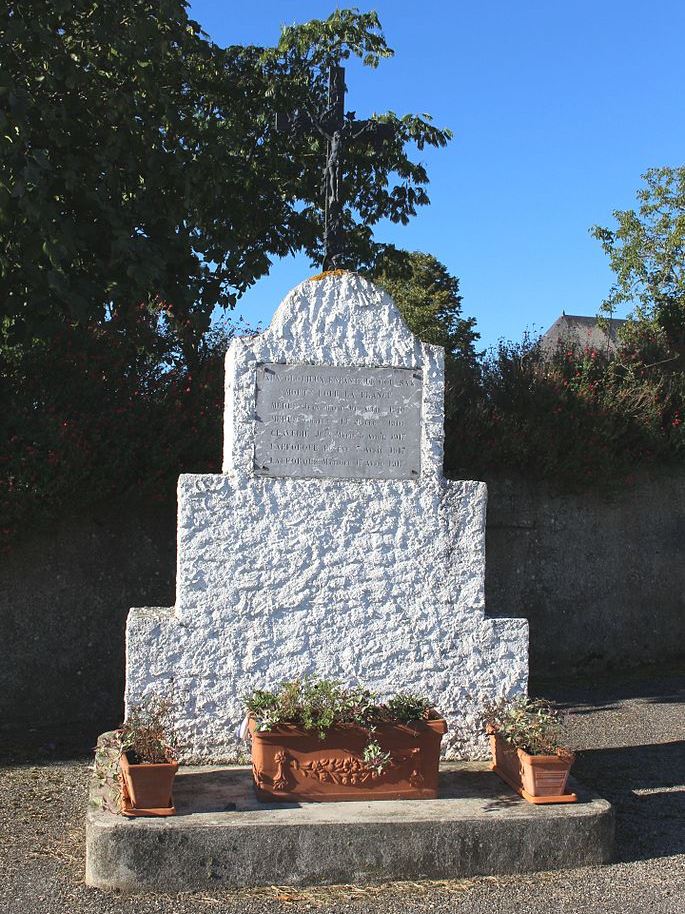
119, 752, 178, 816
249, 717, 447, 802
489, 732, 577, 804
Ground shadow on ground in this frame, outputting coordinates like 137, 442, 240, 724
531, 669, 685, 712
0, 723, 96, 766
574, 740, 685, 862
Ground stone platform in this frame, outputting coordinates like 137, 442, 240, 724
85, 763, 614, 891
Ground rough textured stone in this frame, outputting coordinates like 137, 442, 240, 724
2, 474, 684, 735
125, 272, 528, 761
85, 763, 614, 891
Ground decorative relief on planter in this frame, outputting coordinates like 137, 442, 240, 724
254, 746, 424, 788
294, 748, 420, 784
249, 718, 446, 802
253, 363, 422, 480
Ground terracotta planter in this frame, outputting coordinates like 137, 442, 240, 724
249, 717, 447, 802
489, 732, 577, 804
119, 752, 178, 816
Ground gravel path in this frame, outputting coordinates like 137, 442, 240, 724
1, 670, 683, 914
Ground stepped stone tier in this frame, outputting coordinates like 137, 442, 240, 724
86, 765, 613, 890
125, 271, 528, 761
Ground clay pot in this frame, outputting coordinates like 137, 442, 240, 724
119, 752, 178, 815
489, 731, 576, 804
249, 717, 447, 802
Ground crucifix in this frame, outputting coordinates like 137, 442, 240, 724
276, 65, 395, 271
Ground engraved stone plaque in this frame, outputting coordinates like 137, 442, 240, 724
254, 363, 422, 480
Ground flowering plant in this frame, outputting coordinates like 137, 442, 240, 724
118, 695, 178, 764
482, 696, 572, 758
243, 677, 439, 774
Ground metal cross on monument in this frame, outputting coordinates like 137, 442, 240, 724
276, 65, 395, 271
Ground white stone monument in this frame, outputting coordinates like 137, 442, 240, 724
125, 271, 528, 760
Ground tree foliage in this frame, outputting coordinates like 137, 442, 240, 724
592, 166, 685, 355
370, 250, 478, 362
0, 2, 450, 350
369, 250, 481, 426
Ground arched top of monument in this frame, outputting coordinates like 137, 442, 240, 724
223, 269, 446, 480
260, 270, 424, 366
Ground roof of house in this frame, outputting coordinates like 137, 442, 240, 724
540, 313, 626, 354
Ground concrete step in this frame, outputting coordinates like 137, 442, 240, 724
85, 762, 614, 891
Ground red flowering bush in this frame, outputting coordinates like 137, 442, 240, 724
2, 306, 684, 554
0, 310, 241, 551
447, 322, 685, 488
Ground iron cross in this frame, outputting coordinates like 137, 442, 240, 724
276, 65, 395, 271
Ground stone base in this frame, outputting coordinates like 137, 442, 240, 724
85, 763, 613, 891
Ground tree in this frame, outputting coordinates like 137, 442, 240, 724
0, 3, 450, 353
592, 166, 685, 355
369, 250, 481, 469
369, 250, 479, 365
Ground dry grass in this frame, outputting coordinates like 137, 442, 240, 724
169, 876, 526, 908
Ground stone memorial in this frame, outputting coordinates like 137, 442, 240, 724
125, 270, 529, 760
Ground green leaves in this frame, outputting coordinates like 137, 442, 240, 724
243, 678, 439, 739
482, 697, 568, 756
369, 250, 479, 365
276, 9, 393, 71
592, 166, 685, 353
1, 2, 451, 348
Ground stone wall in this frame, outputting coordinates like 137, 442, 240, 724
485, 473, 685, 676
0, 500, 176, 735
1, 474, 683, 734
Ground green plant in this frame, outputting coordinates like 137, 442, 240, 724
244, 678, 438, 736
362, 739, 392, 774
119, 695, 177, 764
244, 678, 382, 738
245, 688, 284, 732
386, 692, 433, 724
245, 678, 439, 776
482, 696, 570, 757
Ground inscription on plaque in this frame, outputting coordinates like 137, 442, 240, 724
253, 363, 422, 480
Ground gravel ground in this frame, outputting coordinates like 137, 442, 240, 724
0, 669, 683, 914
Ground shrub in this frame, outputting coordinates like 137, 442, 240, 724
447, 326, 685, 489
3, 294, 684, 555
0, 312, 241, 550
119, 694, 177, 764
244, 677, 437, 739
482, 696, 569, 757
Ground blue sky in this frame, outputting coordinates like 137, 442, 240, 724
189, 1, 685, 350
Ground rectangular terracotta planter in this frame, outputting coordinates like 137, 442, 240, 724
119, 753, 178, 816
249, 717, 448, 802
489, 732, 577, 804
